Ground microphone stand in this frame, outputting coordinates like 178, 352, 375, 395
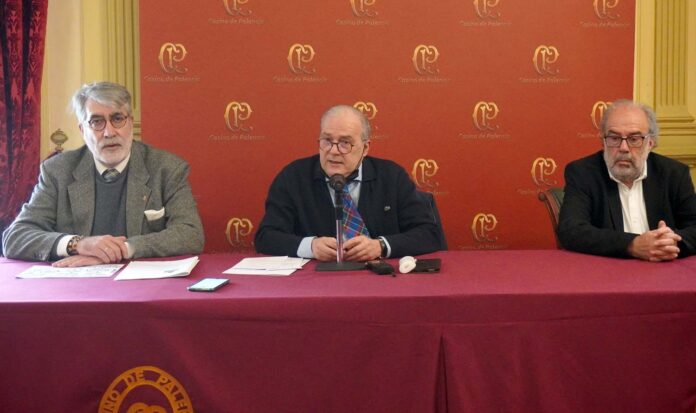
316, 175, 366, 272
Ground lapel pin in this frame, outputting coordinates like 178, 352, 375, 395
384, 206, 391, 212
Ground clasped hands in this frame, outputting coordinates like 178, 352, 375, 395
53, 235, 129, 268
312, 235, 381, 262
628, 220, 681, 262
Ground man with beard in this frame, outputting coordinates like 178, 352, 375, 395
2, 82, 204, 266
557, 99, 696, 261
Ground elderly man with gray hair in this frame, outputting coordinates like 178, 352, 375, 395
255, 104, 442, 262
558, 99, 696, 261
2, 81, 204, 266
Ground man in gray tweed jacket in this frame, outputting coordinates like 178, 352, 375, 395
2, 82, 203, 267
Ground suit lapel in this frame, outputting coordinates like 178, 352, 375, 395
126, 142, 151, 236
642, 157, 661, 230
67, 150, 96, 236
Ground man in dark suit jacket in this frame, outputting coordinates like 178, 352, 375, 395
255, 105, 441, 261
2, 82, 204, 266
558, 99, 696, 261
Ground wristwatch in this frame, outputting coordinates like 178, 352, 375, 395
66, 235, 84, 256
378, 238, 388, 258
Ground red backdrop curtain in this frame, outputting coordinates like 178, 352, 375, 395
0, 0, 48, 250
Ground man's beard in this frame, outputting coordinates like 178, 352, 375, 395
604, 150, 646, 184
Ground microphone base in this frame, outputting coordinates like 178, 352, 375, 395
315, 261, 366, 272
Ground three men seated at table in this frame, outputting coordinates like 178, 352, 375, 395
254, 105, 443, 261
558, 99, 696, 261
5, 90, 696, 265
1, 82, 204, 267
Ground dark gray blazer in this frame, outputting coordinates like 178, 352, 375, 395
254, 155, 441, 258
2, 141, 204, 261
557, 151, 696, 258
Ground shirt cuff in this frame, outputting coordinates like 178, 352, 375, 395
379, 236, 392, 258
125, 242, 134, 259
55, 235, 74, 258
297, 237, 316, 259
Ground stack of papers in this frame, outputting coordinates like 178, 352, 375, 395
115, 256, 199, 281
224, 256, 309, 276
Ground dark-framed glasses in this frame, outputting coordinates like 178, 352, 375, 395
84, 113, 130, 131
604, 134, 649, 148
318, 138, 355, 154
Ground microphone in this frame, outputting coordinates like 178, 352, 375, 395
315, 172, 364, 272
328, 174, 346, 192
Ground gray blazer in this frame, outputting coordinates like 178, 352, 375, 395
2, 141, 204, 261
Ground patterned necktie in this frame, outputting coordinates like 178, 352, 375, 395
102, 168, 120, 183
341, 186, 370, 240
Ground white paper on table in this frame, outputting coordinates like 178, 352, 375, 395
114, 256, 199, 281
223, 256, 309, 276
16, 264, 124, 279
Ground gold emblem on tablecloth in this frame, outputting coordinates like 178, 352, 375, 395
532, 45, 559, 75
473, 101, 500, 131
350, 0, 378, 17
223, 0, 252, 16
473, 0, 500, 19
287, 44, 316, 74
226, 217, 254, 249
99, 366, 194, 413
531, 157, 558, 188
353, 101, 378, 120
471, 213, 498, 242
412, 159, 439, 190
412, 45, 439, 75
591, 100, 611, 130
593, 0, 620, 19
158, 43, 188, 74
224, 101, 253, 132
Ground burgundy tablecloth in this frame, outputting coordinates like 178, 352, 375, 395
1, 250, 695, 412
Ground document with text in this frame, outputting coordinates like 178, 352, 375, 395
114, 256, 199, 281
16, 264, 124, 279
224, 256, 309, 276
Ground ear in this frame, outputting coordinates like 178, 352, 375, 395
362, 140, 370, 156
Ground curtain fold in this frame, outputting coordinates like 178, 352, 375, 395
0, 0, 48, 244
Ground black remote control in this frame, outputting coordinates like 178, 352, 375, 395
366, 260, 395, 276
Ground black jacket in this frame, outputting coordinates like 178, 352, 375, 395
255, 155, 441, 257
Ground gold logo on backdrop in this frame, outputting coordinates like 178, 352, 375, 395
473, 0, 500, 19
99, 366, 193, 413
158, 43, 188, 74
412, 45, 440, 75
224, 102, 253, 132
591, 100, 611, 130
532, 45, 559, 75
471, 213, 498, 242
287, 44, 316, 74
531, 157, 558, 188
350, 0, 377, 17
223, 0, 252, 16
412, 159, 439, 189
226, 217, 254, 248
473, 101, 500, 131
353, 101, 378, 120
593, 0, 620, 19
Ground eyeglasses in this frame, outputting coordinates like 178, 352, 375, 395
604, 134, 649, 148
318, 138, 355, 154
84, 113, 130, 131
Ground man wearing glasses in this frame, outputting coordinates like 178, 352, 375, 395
558, 99, 696, 261
2, 82, 204, 266
255, 105, 441, 261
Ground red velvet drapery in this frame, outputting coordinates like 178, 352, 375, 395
0, 0, 48, 244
